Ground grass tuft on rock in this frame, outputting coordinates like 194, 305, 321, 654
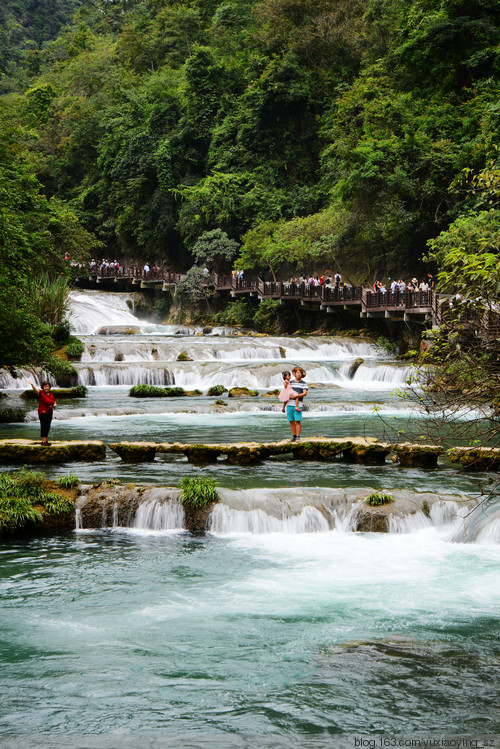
180, 477, 219, 508
58, 473, 81, 489
365, 492, 395, 506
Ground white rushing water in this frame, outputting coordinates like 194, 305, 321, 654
77, 486, 499, 544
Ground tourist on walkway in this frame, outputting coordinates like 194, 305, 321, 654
28, 380, 57, 446
284, 367, 308, 442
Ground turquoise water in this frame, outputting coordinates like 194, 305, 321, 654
1, 529, 499, 738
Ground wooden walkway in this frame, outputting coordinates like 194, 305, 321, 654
80, 266, 439, 320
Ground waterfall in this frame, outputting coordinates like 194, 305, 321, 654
69, 290, 144, 334
133, 499, 185, 531
448, 500, 500, 544
208, 504, 330, 534
76, 363, 175, 387
387, 511, 432, 534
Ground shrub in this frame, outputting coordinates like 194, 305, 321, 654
365, 492, 395, 506
129, 385, 169, 397
154, 295, 171, 319
0, 469, 74, 533
65, 337, 85, 359
0, 408, 26, 423
39, 493, 74, 515
252, 299, 281, 332
212, 300, 253, 327
376, 336, 398, 354
52, 319, 72, 343
58, 474, 81, 489
165, 387, 186, 397
207, 385, 226, 396
45, 357, 77, 383
399, 349, 418, 360
180, 477, 219, 508
0, 496, 43, 531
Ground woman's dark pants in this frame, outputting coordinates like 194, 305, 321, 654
39, 412, 53, 439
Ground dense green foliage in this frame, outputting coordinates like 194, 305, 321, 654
0, 468, 74, 534
180, 476, 219, 508
0, 0, 498, 363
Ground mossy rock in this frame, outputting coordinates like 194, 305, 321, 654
214, 399, 228, 407
109, 442, 157, 463
262, 389, 280, 397
183, 502, 214, 533
177, 352, 193, 361
0, 440, 105, 463
342, 444, 390, 465
20, 386, 88, 400
394, 443, 442, 468
355, 509, 390, 532
184, 390, 202, 396
183, 445, 221, 464
228, 387, 259, 397
292, 441, 345, 461
225, 446, 271, 465
448, 447, 500, 471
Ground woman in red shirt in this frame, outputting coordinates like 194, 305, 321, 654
28, 380, 57, 446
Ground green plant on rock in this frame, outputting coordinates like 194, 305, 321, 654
0, 496, 43, 532
39, 493, 74, 515
65, 337, 85, 360
365, 492, 395, 506
207, 385, 226, 396
129, 385, 170, 397
180, 477, 219, 508
0, 468, 74, 534
58, 474, 81, 489
45, 357, 77, 382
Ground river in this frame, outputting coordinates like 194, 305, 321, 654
0, 290, 498, 743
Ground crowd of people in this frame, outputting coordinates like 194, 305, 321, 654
371, 273, 436, 293
89, 259, 121, 274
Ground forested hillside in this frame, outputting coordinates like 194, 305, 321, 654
0, 0, 499, 364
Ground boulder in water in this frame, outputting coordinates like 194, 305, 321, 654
346, 357, 364, 379
228, 387, 259, 397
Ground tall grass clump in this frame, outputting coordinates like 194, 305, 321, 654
26, 272, 70, 329
58, 474, 81, 489
180, 477, 219, 508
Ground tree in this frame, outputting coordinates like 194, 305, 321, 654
191, 229, 240, 272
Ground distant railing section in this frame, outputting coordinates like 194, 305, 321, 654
89, 265, 183, 283
85, 267, 500, 332
362, 289, 433, 310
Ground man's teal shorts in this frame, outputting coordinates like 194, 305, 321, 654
286, 405, 303, 422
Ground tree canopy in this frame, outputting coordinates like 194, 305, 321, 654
0, 0, 499, 363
